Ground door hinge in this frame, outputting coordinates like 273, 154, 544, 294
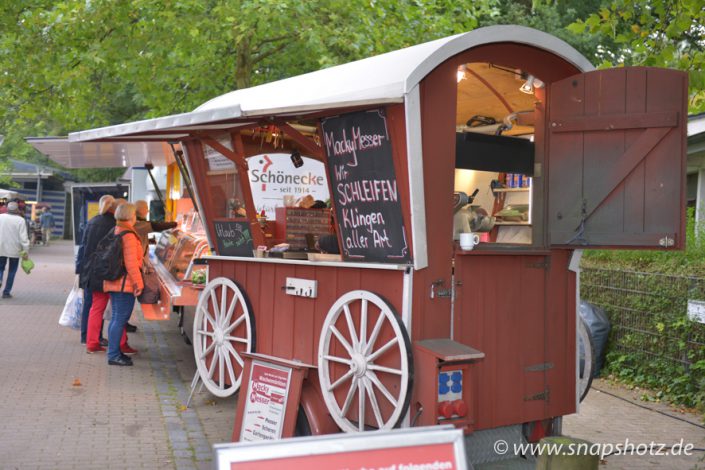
524, 362, 554, 372
524, 388, 550, 402
659, 236, 675, 247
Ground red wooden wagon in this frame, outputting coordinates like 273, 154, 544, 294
67, 25, 687, 455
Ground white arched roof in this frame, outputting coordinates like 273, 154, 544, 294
69, 25, 592, 143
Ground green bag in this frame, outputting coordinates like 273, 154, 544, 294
20, 254, 34, 274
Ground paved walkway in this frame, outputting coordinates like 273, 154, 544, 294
0, 240, 702, 469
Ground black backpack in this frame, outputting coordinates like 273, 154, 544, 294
91, 231, 135, 282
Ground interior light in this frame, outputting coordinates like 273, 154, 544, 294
520, 75, 535, 94
457, 64, 468, 83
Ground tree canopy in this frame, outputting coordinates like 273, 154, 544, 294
0, 0, 703, 185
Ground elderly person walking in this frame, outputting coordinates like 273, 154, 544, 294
104, 203, 143, 366
0, 202, 30, 299
39, 207, 55, 246
76, 195, 117, 347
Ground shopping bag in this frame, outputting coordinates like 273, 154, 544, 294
137, 263, 161, 305
19, 251, 34, 274
21, 257, 35, 274
59, 279, 82, 330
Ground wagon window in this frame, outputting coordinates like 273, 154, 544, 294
455, 62, 542, 246
201, 137, 246, 219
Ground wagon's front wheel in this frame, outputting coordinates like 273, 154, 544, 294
318, 290, 412, 433
193, 277, 255, 398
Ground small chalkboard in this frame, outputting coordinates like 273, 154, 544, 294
213, 219, 254, 257
322, 109, 410, 263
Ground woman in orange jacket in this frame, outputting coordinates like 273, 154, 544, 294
104, 203, 144, 366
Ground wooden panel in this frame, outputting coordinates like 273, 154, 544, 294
205, 259, 404, 365
545, 250, 576, 417
416, 59, 456, 340
452, 252, 575, 430
548, 67, 687, 248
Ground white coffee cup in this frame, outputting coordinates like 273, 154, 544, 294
459, 232, 480, 250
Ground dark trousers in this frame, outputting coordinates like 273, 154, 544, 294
0, 257, 19, 295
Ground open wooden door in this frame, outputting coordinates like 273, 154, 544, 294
547, 67, 687, 248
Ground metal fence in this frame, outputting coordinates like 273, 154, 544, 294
581, 267, 705, 372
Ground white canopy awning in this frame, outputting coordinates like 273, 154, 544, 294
69, 25, 592, 143
27, 137, 174, 169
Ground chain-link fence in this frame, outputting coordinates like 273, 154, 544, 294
581, 268, 705, 372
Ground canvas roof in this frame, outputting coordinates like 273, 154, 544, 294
68, 25, 593, 144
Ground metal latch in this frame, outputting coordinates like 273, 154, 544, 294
526, 257, 551, 270
524, 388, 550, 402
524, 362, 554, 372
430, 279, 453, 299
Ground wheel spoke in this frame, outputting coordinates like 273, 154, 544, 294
198, 305, 217, 329
222, 293, 238, 328
341, 379, 357, 416
209, 290, 221, 320
364, 313, 386, 356
224, 312, 246, 335
360, 299, 368, 352
323, 354, 352, 366
224, 335, 248, 344
366, 371, 398, 407
343, 304, 359, 350
367, 364, 403, 376
196, 330, 214, 337
218, 348, 225, 388
207, 348, 218, 379
328, 369, 354, 391
363, 378, 384, 428
198, 341, 217, 360
330, 325, 354, 356
219, 287, 228, 327
367, 337, 398, 363
224, 342, 245, 367
358, 380, 365, 431
223, 349, 236, 386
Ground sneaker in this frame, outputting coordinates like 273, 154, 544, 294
2, 293, 12, 299
125, 323, 138, 333
99, 338, 109, 347
108, 355, 133, 366
86, 346, 106, 354
121, 344, 138, 355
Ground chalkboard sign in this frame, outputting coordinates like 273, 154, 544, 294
213, 219, 254, 257
322, 109, 410, 263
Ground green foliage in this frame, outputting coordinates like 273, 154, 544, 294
582, 208, 705, 413
583, 207, 705, 276
568, 0, 705, 112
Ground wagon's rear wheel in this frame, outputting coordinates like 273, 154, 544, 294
318, 290, 412, 433
193, 277, 255, 398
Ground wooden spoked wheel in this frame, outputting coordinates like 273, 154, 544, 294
193, 277, 255, 398
318, 290, 412, 433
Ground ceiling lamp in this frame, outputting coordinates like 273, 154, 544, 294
520, 75, 545, 95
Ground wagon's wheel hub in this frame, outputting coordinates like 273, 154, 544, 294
350, 353, 367, 378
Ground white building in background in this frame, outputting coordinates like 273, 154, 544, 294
688, 113, 705, 235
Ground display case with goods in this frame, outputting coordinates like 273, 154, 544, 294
274, 207, 333, 250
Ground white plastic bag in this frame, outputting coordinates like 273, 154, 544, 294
59, 278, 82, 330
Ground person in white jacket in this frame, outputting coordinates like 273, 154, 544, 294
0, 202, 30, 299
